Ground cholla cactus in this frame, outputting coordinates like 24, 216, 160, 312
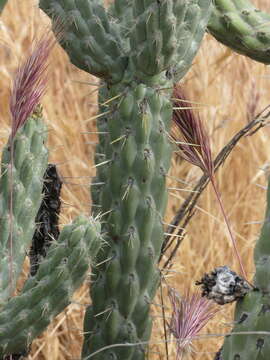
38, 0, 270, 359
216, 175, 270, 359
0, 33, 55, 306
39, 0, 212, 358
208, 0, 270, 64
0, 32, 103, 358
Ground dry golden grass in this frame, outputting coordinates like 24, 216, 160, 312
1, 0, 270, 359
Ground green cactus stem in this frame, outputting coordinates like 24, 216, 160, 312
0, 215, 102, 357
208, 0, 270, 64
40, 0, 211, 84
0, 111, 48, 306
42, 0, 127, 83
82, 81, 174, 360
29, 163, 62, 276
0, 0, 8, 14
220, 176, 270, 359
39, 0, 211, 358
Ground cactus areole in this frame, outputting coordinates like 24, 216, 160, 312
39, 0, 211, 358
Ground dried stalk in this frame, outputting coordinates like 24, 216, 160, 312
161, 104, 270, 270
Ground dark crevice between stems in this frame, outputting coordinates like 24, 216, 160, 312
29, 163, 62, 276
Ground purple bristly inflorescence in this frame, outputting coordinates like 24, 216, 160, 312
9, 31, 57, 139
172, 85, 213, 177
168, 288, 219, 359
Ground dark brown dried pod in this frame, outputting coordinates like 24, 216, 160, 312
196, 266, 252, 305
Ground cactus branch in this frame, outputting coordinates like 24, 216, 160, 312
219, 174, 270, 358
39, 0, 128, 83
37, 0, 211, 358
208, 0, 270, 64
173, 0, 212, 81
0, 114, 49, 306
0, 216, 102, 357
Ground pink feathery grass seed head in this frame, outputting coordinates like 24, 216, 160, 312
172, 85, 213, 177
168, 288, 219, 359
172, 86, 248, 281
9, 26, 61, 139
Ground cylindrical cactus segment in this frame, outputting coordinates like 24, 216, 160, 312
39, 0, 127, 83
173, 0, 212, 81
39, 0, 212, 359
40, 0, 211, 83
130, 0, 180, 76
110, 0, 133, 46
0, 115, 48, 306
208, 0, 270, 64
221, 177, 270, 359
0, 215, 102, 357
220, 290, 270, 359
82, 79, 173, 360
254, 176, 270, 292
130, 0, 211, 80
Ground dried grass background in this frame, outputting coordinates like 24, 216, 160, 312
1, 0, 270, 359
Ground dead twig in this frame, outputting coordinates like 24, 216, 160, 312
160, 105, 270, 270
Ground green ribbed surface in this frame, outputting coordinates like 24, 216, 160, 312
109, 0, 133, 52
173, 0, 212, 80
39, 0, 212, 358
130, 0, 211, 80
82, 78, 173, 360
0, 116, 48, 306
254, 178, 270, 292
130, 0, 179, 76
221, 178, 270, 359
0, 215, 102, 357
208, 0, 270, 64
39, 0, 127, 83
221, 291, 270, 359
